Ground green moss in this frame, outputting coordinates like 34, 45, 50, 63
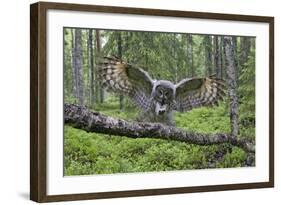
64, 98, 254, 176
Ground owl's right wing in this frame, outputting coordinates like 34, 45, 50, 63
99, 56, 154, 111
174, 75, 226, 112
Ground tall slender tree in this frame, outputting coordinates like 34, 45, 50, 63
214, 36, 222, 78
204, 36, 213, 75
224, 36, 239, 138
220, 36, 226, 79
239, 37, 251, 69
186, 34, 194, 77
71, 29, 77, 99
88, 29, 95, 106
232, 37, 238, 76
117, 32, 125, 111
173, 34, 179, 83
72, 28, 84, 105
95, 29, 104, 103
63, 29, 72, 98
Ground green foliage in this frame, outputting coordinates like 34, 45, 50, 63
64, 98, 252, 176
218, 147, 247, 168
94, 95, 140, 120
238, 50, 255, 140
63, 28, 73, 98
71, 29, 212, 93
175, 103, 230, 134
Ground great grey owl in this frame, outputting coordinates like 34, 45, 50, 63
99, 56, 226, 126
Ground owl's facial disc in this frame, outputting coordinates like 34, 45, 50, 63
155, 86, 174, 105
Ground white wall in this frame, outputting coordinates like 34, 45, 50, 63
0, 0, 279, 204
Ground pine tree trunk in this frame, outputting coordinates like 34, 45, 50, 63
72, 29, 84, 105
173, 34, 178, 83
204, 36, 213, 75
63, 29, 70, 97
220, 37, 225, 79
71, 29, 77, 99
186, 34, 194, 77
240, 37, 251, 70
88, 29, 95, 106
76, 29, 84, 105
224, 37, 239, 138
232, 37, 239, 76
214, 36, 222, 78
95, 30, 104, 103
117, 32, 125, 111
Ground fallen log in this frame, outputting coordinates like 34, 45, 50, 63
64, 103, 255, 153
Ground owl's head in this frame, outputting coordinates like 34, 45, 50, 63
152, 80, 175, 115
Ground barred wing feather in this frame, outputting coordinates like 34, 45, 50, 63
175, 75, 226, 112
99, 56, 154, 111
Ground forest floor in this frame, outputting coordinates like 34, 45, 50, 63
64, 96, 254, 176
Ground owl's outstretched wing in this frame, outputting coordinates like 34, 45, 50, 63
99, 56, 154, 111
174, 75, 226, 112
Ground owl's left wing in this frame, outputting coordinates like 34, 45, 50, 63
99, 56, 154, 111
174, 75, 226, 112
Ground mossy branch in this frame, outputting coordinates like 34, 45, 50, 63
64, 104, 255, 153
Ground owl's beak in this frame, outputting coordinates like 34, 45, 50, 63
155, 102, 167, 115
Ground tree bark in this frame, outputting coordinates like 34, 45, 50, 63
232, 37, 239, 76
72, 29, 83, 105
220, 37, 225, 79
172, 34, 179, 83
71, 29, 77, 98
64, 103, 255, 153
186, 34, 194, 77
239, 37, 251, 69
224, 37, 239, 138
214, 36, 222, 78
63, 29, 70, 97
95, 30, 104, 103
117, 32, 125, 111
88, 29, 95, 106
204, 36, 213, 75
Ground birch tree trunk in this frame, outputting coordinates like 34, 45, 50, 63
224, 36, 239, 138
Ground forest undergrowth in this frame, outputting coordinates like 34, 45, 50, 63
64, 96, 254, 175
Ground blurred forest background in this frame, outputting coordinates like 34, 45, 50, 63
63, 28, 255, 175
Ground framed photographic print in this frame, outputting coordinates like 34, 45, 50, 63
30, 1, 274, 202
